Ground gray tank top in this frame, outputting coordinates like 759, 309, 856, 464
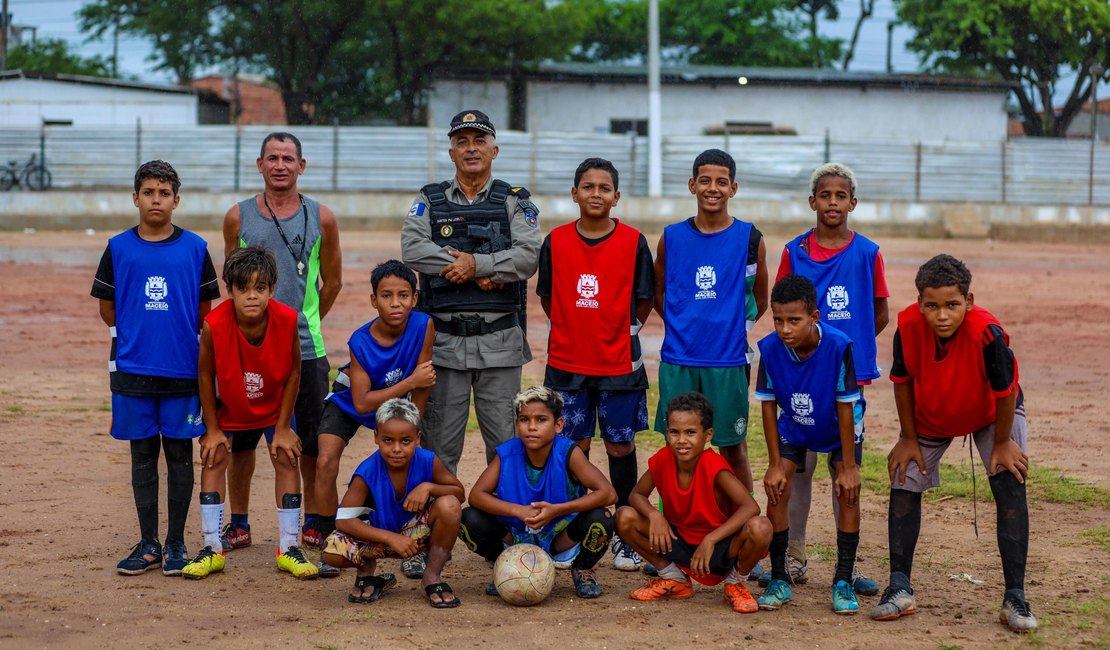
237, 195, 325, 360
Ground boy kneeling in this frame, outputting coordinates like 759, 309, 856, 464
461, 386, 617, 599
617, 392, 771, 613
322, 398, 464, 607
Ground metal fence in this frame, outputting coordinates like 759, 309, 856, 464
2, 124, 1109, 204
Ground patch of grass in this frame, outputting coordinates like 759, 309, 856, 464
807, 543, 835, 562
1028, 595, 1110, 649
937, 643, 962, 650
313, 643, 339, 650
1079, 525, 1110, 552
98, 403, 112, 412
4, 405, 24, 413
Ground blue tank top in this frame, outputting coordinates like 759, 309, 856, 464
756, 325, 854, 452
109, 228, 209, 379
495, 436, 582, 551
327, 312, 430, 429
351, 447, 436, 533
661, 218, 754, 366
785, 231, 880, 381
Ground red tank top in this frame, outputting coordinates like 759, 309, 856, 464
206, 298, 299, 430
892, 304, 1018, 438
548, 220, 638, 376
649, 445, 736, 545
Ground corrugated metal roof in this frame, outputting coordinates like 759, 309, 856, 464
0, 70, 198, 95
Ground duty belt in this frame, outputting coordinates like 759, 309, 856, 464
432, 313, 520, 337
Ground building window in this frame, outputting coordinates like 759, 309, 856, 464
610, 119, 648, 136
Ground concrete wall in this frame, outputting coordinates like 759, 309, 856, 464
2, 190, 1108, 241
431, 79, 1009, 142
0, 79, 198, 127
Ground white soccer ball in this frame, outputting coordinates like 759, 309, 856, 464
493, 543, 556, 606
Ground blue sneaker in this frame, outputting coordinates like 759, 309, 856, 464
572, 568, 603, 599
162, 540, 189, 576
757, 578, 793, 610
852, 574, 881, 596
117, 539, 162, 575
832, 580, 860, 615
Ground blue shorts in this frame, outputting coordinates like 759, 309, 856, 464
110, 393, 204, 441
556, 387, 647, 443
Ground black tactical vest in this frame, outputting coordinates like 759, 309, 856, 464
418, 179, 526, 314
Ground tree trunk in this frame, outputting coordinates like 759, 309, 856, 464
841, 0, 874, 71
508, 66, 527, 132
282, 89, 313, 125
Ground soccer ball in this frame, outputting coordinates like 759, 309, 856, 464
493, 543, 556, 606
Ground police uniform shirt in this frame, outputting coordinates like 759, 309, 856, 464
400, 176, 541, 370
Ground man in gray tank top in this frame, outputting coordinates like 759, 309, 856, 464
221, 132, 343, 567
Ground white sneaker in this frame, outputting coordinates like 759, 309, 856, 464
611, 535, 642, 571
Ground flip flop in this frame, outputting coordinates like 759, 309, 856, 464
347, 572, 398, 604
424, 582, 461, 608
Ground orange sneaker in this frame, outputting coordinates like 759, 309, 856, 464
629, 577, 694, 601
724, 582, 758, 613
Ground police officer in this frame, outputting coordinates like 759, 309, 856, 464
401, 110, 541, 476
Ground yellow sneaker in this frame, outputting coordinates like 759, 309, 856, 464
276, 545, 320, 580
181, 545, 225, 580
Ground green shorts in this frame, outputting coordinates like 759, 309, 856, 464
654, 362, 750, 447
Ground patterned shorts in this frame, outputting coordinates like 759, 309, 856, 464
323, 507, 431, 565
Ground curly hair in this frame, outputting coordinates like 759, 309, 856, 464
693, 148, 736, 181
915, 254, 972, 297
665, 391, 714, 431
771, 274, 818, 313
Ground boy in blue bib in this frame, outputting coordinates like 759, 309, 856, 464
321, 398, 464, 607
754, 275, 863, 615
461, 386, 617, 599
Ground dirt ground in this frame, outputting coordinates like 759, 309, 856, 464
0, 228, 1107, 650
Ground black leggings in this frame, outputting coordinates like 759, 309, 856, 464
460, 506, 613, 570
130, 436, 193, 544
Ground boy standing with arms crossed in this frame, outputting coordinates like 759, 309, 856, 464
92, 160, 220, 576
654, 149, 768, 493
873, 254, 1036, 633
537, 158, 654, 571
755, 275, 863, 614
182, 247, 318, 580
771, 163, 887, 593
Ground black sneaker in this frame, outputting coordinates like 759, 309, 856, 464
117, 539, 162, 575
162, 540, 189, 576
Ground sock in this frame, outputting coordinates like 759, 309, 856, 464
230, 513, 250, 529
129, 437, 161, 543
888, 489, 922, 581
657, 562, 687, 582
318, 515, 337, 538
834, 529, 860, 585
303, 513, 320, 530
770, 529, 790, 582
990, 472, 1029, 592
723, 567, 744, 585
608, 450, 639, 509
163, 437, 193, 544
198, 494, 224, 553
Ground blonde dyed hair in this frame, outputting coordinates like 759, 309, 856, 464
513, 385, 564, 419
810, 162, 858, 196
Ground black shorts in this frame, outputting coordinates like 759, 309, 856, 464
318, 400, 364, 445
662, 525, 736, 578
778, 438, 863, 471
231, 357, 329, 456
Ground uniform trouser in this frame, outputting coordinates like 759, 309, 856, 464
423, 365, 521, 475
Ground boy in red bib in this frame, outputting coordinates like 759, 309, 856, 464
183, 247, 318, 580
616, 392, 771, 613
537, 157, 654, 571
871, 254, 1036, 633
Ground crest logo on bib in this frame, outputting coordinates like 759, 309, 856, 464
790, 392, 816, 425
576, 273, 599, 308
695, 265, 717, 300
144, 276, 169, 311
826, 285, 851, 320
245, 372, 264, 399
384, 368, 404, 386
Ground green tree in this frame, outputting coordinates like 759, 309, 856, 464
896, 0, 1110, 137
5, 38, 112, 77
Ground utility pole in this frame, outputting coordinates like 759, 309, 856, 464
1, 0, 10, 72
648, 0, 662, 197
111, 13, 119, 77
1090, 63, 1102, 205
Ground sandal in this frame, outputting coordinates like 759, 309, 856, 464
424, 582, 461, 608
347, 572, 398, 604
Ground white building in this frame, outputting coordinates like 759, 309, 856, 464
431, 63, 1013, 142
0, 70, 223, 127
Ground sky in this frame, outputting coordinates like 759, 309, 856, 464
3, 0, 1090, 105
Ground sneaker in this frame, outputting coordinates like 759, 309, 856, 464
757, 578, 794, 610
852, 574, 880, 596
832, 580, 860, 615
277, 546, 320, 580
870, 585, 916, 621
162, 540, 189, 576
572, 568, 603, 599
317, 560, 341, 579
117, 539, 163, 575
401, 551, 427, 579
221, 523, 252, 551
723, 582, 759, 613
629, 577, 694, 601
1000, 593, 1038, 633
759, 557, 807, 587
750, 562, 770, 586
301, 523, 324, 550
182, 545, 225, 580
642, 561, 659, 577
611, 535, 642, 572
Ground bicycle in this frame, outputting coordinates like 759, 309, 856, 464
0, 154, 52, 191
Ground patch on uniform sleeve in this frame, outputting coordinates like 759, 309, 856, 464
408, 202, 426, 218
520, 199, 539, 228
